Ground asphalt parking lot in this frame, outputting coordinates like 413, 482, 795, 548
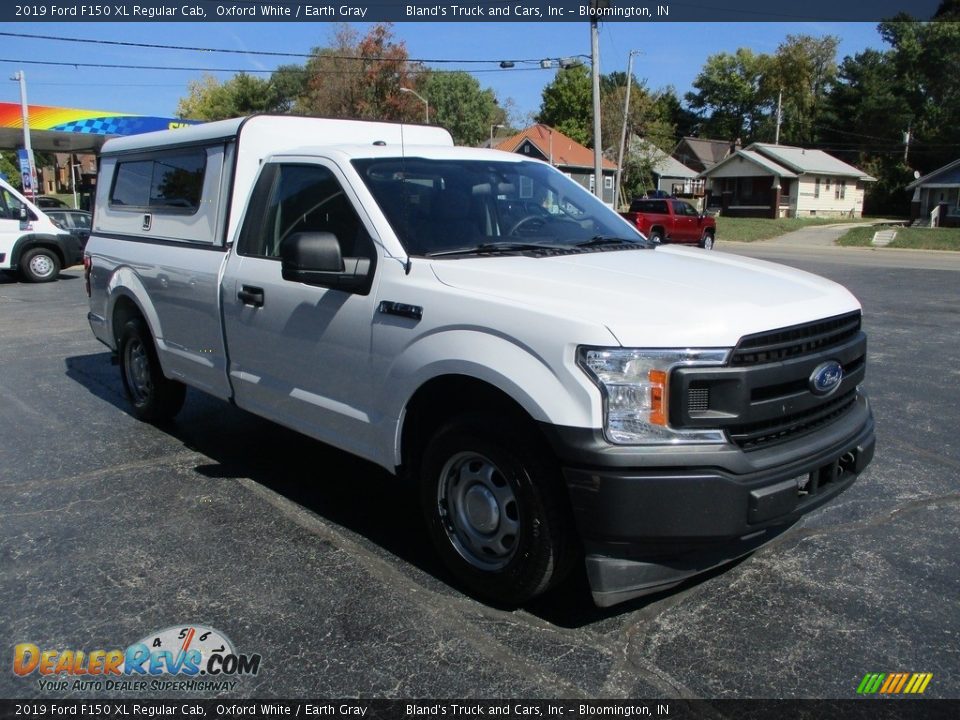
1, 243, 958, 700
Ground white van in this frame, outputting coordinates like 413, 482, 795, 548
85, 116, 875, 607
0, 176, 83, 282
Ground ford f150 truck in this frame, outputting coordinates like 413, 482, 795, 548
620, 197, 717, 249
85, 116, 874, 607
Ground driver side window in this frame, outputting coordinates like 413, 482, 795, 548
238, 163, 373, 260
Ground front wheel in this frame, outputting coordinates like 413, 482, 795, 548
420, 414, 576, 606
19, 247, 61, 283
119, 318, 186, 422
699, 231, 715, 250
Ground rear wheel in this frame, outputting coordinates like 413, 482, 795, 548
648, 229, 664, 245
699, 231, 715, 250
19, 247, 60, 283
420, 413, 576, 606
119, 318, 186, 422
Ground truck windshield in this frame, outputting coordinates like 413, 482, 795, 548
351, 158, 645, 257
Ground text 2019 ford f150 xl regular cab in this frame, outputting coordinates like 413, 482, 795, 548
85, 116, 874, 607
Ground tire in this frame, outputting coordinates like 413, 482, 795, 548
647, 229, 663, 245
118, 318, 186, 422
420, 413, 577, 606
699, 231, 715, 250
19, 247, 61, 283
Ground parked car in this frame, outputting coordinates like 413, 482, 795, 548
620, 197, 717, 248
84, 116, 874, 607
35, 195, 70, 209
46, 209, 92, 248
0, 177, 83, 282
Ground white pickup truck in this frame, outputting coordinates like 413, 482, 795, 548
85, 116, 875, 607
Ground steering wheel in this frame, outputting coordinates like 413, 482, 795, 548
506, 214, 548, 237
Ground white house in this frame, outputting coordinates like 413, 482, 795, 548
699, 142, 875, 218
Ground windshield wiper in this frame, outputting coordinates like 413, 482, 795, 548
426, 242, 567, 258
577, 235, 647, 248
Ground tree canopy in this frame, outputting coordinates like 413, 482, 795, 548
174, 23, 511, 147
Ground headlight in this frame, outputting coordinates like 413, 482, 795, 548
578, 347, 730, 445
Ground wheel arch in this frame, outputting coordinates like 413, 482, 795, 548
11, 234, 68, 269
398, 374, 553, 476
103, 270, 164, 357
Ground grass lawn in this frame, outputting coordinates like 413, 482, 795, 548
837, 225, 960, 251
717, 216, 871, 242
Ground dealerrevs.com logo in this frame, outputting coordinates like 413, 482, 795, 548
13, 625, 261, 692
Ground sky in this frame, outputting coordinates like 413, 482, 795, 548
0, 21, 888, 124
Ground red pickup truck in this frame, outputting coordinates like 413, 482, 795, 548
620, 198, 716, 249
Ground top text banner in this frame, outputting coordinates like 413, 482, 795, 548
3, 1, 945, 23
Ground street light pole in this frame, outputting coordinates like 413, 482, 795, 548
490, 123, 504, 147
590, 10, 603, 201
400, 87, 429, 124
11, 70, 36, 201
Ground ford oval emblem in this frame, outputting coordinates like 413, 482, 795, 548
809, 361, 844, 396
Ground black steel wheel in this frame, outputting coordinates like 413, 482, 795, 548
118, 318, 186, 422
420, 413, 576, 606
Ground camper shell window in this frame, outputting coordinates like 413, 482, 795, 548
110, 149, 207, 213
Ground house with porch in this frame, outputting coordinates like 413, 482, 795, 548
698, 142, 875, 218
906, 159, 960, 227
495, 124, 617, 206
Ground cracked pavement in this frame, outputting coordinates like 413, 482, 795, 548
1, 246, 957, 700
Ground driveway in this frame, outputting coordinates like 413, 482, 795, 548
756, 222, 885, 248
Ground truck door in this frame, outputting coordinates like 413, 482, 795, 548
671, 200, 699, 242
221, 159, 383, 461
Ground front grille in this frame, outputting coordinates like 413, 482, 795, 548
687, 387, 710, 412
672, 312, 867, 452
728, 389, 858, 451
731, 311, 861, 366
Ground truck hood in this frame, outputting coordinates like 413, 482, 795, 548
429, 246, 862, 347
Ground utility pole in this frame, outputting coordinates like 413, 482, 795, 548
774, 89, 783, 145
11, 70, 36, 201
903, 125, 911, 165
615, 50, 639, 210
590, 3, 603, 201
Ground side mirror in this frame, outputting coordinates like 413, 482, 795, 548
280, 231, 371, 293
19, 206, 29, 231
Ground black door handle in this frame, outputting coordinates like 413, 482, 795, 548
237, 285, 264, 307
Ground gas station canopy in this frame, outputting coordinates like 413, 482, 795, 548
0, 102, 199, 154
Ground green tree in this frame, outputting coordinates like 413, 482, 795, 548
877, 18, 960, 173
421, 72, 500, 146
0, 151, 20, 188
176, 73, 289, 121
685, 48, 771, 142
536, 64, 593, 145
653, 87, 699, 139
762, 35, 839, 144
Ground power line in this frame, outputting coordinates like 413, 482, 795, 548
0, 58, 551, 75
0, 31, 579, 67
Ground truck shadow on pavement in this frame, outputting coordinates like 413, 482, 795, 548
65, 350, 723, 627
